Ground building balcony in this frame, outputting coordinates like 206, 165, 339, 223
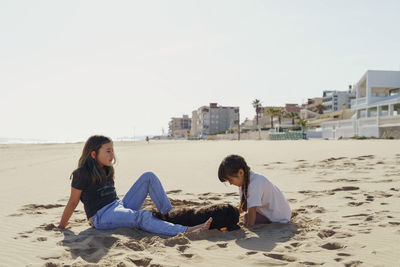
351, 97, 367, 108
370, 94, 400, 105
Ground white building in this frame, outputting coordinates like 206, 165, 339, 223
322, 89, 355, 113
322, 70, 400, 139
191, 103, 239, 137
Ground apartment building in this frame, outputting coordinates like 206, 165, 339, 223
169, 115, 191, 138
322, 89, 355, 113
191, 103, 239, 137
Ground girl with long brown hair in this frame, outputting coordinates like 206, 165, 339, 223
58, 135, 212, 235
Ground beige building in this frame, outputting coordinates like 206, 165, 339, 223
169, 115, 191, 138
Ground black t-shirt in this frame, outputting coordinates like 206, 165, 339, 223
71, 167, 118, 219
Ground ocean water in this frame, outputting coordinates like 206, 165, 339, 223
0, 136, 148, 144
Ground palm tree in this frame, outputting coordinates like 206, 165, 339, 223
252, 99, 262, 126
275, 108, 283, 125
313, 104, 326, 114
286, 112, 299, 125
296, 118, 309, 132
265, 107, 280, 128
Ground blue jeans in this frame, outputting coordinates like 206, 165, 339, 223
91, 172, 187, 236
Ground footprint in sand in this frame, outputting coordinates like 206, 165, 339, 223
365, 195, 374, 202
166, 189, 182, 194
206, 242, 228, 250
177, 245, 189, 252
331, 186, 360, 192
355, 155, 375, 160
321, 157, 347, 163
321, 242, 345, 250
348, 202, 364, 207
125, 256, 152, 266
337, 253, 351, 256
263, 253, 297, 262
164, 235, 190, 247
290, 242, 301, 248
301, 261, 324, 265
317, 230, 336, 239
120, 240, 145, 251
344, 260, 363, 267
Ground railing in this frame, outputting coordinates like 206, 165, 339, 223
351, 97, 367, 107
358, 117, 377, 127
322, 119, 353, 129
338, 119, 353, 127
379, 115, 400, 126
322, 114, 400, 139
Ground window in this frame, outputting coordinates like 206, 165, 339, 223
389, 88, 400, 96
368, 107, 377, 117
380, 105, 388, 116
359, 109, 366, 118
393, 104, 400, 116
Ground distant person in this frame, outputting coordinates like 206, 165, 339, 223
58, 135, 212, 235
218, 155, 291, 226
146, 136, 149, 143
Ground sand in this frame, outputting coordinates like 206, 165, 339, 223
0, 140, 399, 266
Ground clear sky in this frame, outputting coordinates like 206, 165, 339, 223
1, 0, 400, 140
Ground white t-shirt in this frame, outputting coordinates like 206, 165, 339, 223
240, 171, 291, 223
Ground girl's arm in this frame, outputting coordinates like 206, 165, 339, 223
246, 207, 257, 227
58, 187, 82, 229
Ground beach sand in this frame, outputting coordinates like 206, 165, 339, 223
1, 140, 399, 266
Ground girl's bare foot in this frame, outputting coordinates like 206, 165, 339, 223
186, 217, 213, 233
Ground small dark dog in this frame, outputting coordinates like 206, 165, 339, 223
153, 203, 240, 231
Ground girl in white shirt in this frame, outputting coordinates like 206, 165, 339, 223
218, 155, 291, 226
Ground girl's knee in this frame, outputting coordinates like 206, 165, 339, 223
141, 171, 158, 182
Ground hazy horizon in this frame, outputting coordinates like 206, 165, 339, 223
1, 0, 400, 140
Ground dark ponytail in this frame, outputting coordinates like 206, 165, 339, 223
218, 155, 251, 211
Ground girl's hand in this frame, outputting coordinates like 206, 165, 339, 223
246, 207, 257, 227
57, 222, 67, 229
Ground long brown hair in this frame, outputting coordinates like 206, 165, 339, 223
218, 155, 251, 211
72, 135, 116, 184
